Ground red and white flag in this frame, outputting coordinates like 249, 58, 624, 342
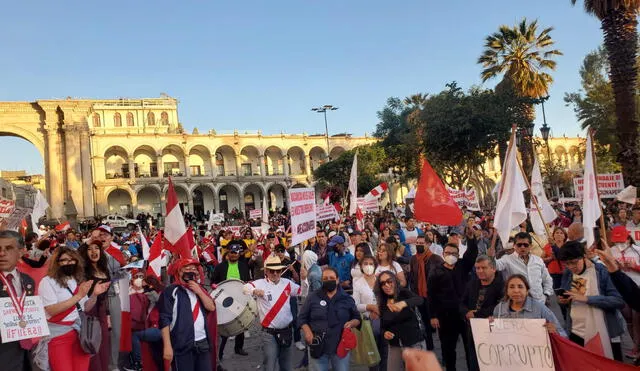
106, 242, 127, 267
323, 192, 332, 206
355, 206, 364, 231
146, 232, 165, 279
118, 276, 132, 352
364, 182, 388, 201
139, 226, 150, 261
582, 130, 601, 248
54, 221, 70, 232
348, 152, 358, 215
164, 177, 192, 259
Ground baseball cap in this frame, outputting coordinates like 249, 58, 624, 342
349, 230, 362, 236
328, 235, 345, 247
336, 328, 357, 358
96, 225, 112, 235
610, 226, 630, 243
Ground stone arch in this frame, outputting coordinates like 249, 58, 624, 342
214, 145, 236, 176
309, 146, 327, 172
191, 184, 215, 218
104, 145, 129, 179
161, 144, 186, 177
0, 127, 45, 157
218, 183, 242, 213
136, 186, 162, 214
239, 145, 261, 176
188, 144, 212, 177
133, 145, 158, 177
163, 183, 190, 213
266, 183, 287, 211
242, 183, 265, 213
329, 146, 345, 160
265, 146, 285, 175
287, 146, 306, 175
106, 187, 134, 215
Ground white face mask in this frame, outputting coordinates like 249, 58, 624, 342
133, 278, 143, 288
615, 242, 628, 250
362, 265, 375, 276
444, 255, 458, 266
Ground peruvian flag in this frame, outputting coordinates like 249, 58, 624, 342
414, 158, 463, 226
164, 178, 193, 259
355, 206, 364, 231
139, 226, 150, 260
117, 276, 132, 352
364, 182, 388, 201
146, 231, 164, 280
186, 226, 198, 258
55, 221, 70, 232
323, 192, 332, 206
106, 242, 127, 267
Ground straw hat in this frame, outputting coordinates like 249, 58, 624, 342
263, 255, 287, 270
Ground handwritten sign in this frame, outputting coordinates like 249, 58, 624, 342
249, 209, 262, 219
210, 213, 225, 224
573, 173, 624, 198
289, 188, 316, 245
447, 187, 481, 211
0, 198, 15, 218
356, 197, 379, 213
316, 204, 339, 222
0, 296, 50, 343
470, 318, 554, 371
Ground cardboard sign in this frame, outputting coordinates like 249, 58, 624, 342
0, 296, 50, 343
356, 197, 379, 213
289, 188, 317, 245
316, 204, 339, 222
447, 187, 481, 211
470, 318, 554, 371
249, 209, 262, 219
0, 198, 15, 218
629, 228, 640, 242
210, 213, 225, 224
1, 207, 31, 231
573, 173, 624, 198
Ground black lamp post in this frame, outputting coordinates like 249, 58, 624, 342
311, 105, 339, 160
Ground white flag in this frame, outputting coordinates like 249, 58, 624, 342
138, 226, 150, 260
582, 131, 601, 248
348, 152, 358, 215
31, 191, 49, 236
494, 133, 528, 246
529, 157, 556, 236
261, 196, 270, 235
616, 185, 637, 205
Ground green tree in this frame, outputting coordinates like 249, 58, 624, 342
570, 0, 640, 186
313, 144, 387, 197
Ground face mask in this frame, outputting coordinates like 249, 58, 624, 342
60, 264, 77, 276
615, 242, 628, 250
362, 265, 375, 276
444, 255, 458, 266
322, 280, 337, 292
182, 272, 197, 283
133, 278, 144, 288
416, 245, 425, 254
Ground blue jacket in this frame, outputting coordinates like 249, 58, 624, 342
328, 251, 355, 283
158, 284, 213, 356
560, 263, 625, 338
493, 296, 567, 337
298, 287, 359, 355
397, 227, 423, 257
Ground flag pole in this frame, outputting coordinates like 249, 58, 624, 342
516, 151, 553, 241
588, 129, 608, 243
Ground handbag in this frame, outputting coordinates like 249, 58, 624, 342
308, 331, 326, 359
351, 316, 381, 366
66, 286, 102, 355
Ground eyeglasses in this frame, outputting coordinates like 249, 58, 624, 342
380, 278, 394, 287
515, 243, 530, 248
58, 258, 77, 264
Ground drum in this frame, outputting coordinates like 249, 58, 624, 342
210, 279, 259, 337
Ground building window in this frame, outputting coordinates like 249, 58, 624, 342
114, 113, 122, 127
93, 113, 101, 127
126, 112, 134, 126
161, 111, 169, 125
147, 112, 155, 126
241, 164, 252, 176
190, 165, 202, 176
163, 162, 181, 176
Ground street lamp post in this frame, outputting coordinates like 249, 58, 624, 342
539, 98, 553, 196
311, 105, 339, 160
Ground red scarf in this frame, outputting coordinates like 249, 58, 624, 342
415, 251, 432, 297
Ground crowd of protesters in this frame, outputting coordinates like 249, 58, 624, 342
2, 199, 640, 371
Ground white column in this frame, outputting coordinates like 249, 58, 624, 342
304, 155, 311, 177
259, 155, 266, 177
210, 155, 218, 177
156, 154, 163, 177
128, 156, 135, 179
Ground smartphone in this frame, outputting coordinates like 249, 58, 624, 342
554, 288, 568, 297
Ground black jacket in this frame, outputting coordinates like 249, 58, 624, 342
409, 252, 443, 297
460, 274, 504, 319
380, 288, 424, 347
212, 260, 251, 284
610, 270, 640, 312
427, 238, 478, 319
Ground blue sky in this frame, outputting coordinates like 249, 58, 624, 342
0, 0, 603, 174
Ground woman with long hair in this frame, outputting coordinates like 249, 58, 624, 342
78, 241, 112, 371
375, 271, 425, 371
37, 246, 110, 371
351, 243, 373, 281
375, 243, 406, 287
542, 227, 568, 289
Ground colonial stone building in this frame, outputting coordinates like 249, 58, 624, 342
0, 97, 375, 219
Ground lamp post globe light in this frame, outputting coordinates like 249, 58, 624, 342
311, 105, 339, 160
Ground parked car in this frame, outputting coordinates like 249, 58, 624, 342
103, 214, 139, 230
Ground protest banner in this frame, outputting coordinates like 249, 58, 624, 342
316, 204, 339, 222
249, 209, 262, 219
0, 198, 15, 218
629, 227, 640, 242
2, 207, 31, 231
228, 225, 242, 235
573, 173, 624, 198
447, 187, 481, 211
470, 318, 554, 371
0, 296, 50, 343
356, 197, 379, 213
289, 188, 316, 245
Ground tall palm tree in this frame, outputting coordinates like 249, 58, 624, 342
570, 0, 640, 187
478, 18, 562, 176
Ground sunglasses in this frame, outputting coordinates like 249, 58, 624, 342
380, 278, 394, 287
516, 243, 530, 247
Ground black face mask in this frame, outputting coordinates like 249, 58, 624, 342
182, 272, 197, 282
60, 264, 77, 276
322, 280, 337, 292
416, 245, 426, 254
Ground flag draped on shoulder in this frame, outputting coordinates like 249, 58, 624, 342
494, 130, 528, 246
106, 242, 127, 267
364, 182, 388, 201
348, 152, 358, 216
164, 177, 192, 258
582, 131, 601, 248
413, 158, 462, 226
529, 156, 556, 236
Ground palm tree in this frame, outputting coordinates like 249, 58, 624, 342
478, 18, 562, 176
570, 0, 640, 187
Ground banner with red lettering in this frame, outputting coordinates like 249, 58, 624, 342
573, 173, 624, 198
0, 198, 15, 218
249, 209, 262, 219
446, 187, 481, 211
356, 197, 379, 213
316, 204, 339, 222
289, 188, 317, 246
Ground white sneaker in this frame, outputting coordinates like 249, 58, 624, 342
295, 341, 306, 351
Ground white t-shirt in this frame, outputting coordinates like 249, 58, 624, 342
350, 266, 363, 281
403, 228, 419, 255
570, 265, 598, 338
429, 243, 443, 257
39, 276, 88, 323
375, 261, 403, 276
186, 289, 207, 341
352, 276, 377, 314
244, 278, 300, 329
611, 244, 640, 285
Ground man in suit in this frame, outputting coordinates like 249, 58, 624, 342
0, 230, 37, 371
212, 240, 251, 361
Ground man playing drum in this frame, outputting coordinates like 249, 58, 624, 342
243, 255, 301, 371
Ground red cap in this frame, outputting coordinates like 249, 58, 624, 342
611, 226, 630, 243
336, 328, 357, 358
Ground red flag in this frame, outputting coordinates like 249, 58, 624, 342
106, 242, 127, 266
414, 158, 463, 226
164, 178, 192, 259
185, 226, 197, 258
550, 333, 636, 370
147, 231, 164, 279
55, 221, 70, 232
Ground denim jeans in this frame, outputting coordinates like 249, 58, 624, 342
131, 328, 162, 362
308, 352, 350, 371
261, 330, 293, 371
